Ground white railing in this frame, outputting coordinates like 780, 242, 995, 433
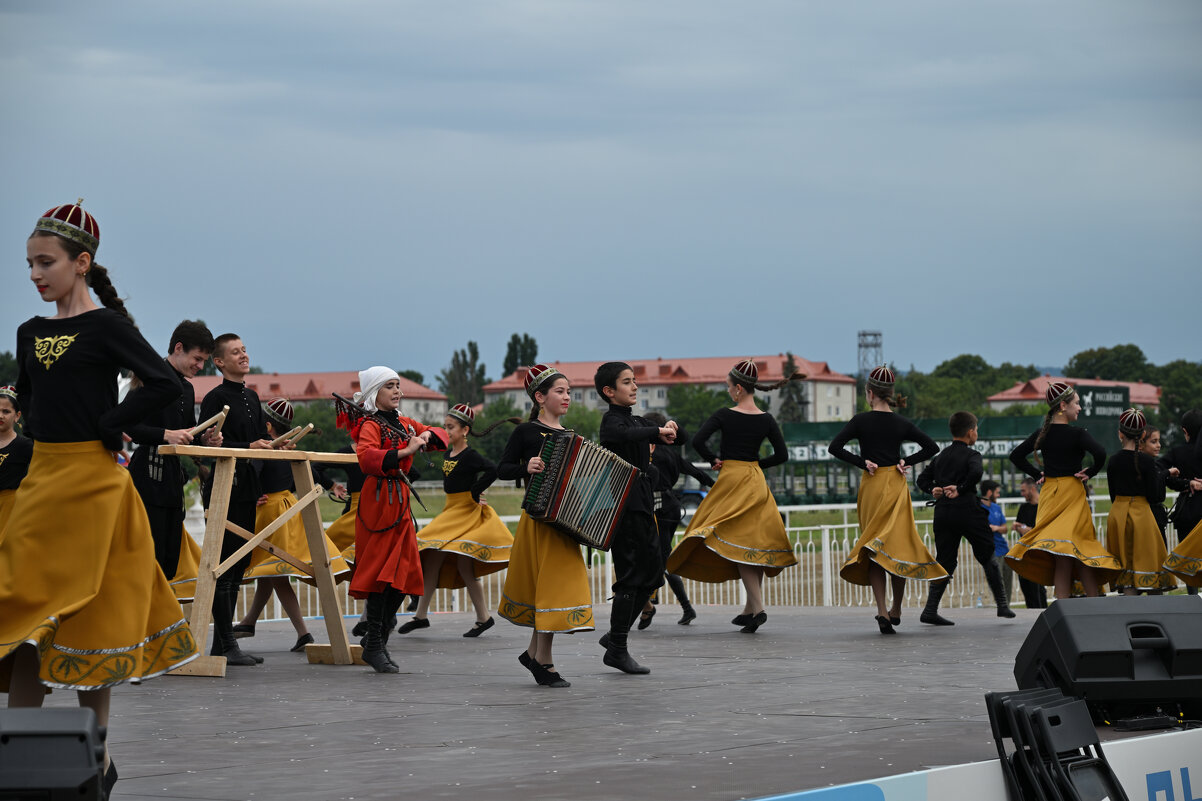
230, 496, 1187, 622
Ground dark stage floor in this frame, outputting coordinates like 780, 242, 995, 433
51, 605, 1083, 800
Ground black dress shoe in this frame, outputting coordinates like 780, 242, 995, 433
232, 623, 255, 639
636, 606, 656, 630
223, 646, 261, 666
103, 759, 118, 796
603, 648, 651, 674
351, 619, 368, 637
397, 617, 430, 634
290, 632, 314, 652
875, 615, 896, 635
889, 615, 901, 627
731, 613, 753, 627
463, 617, 494, 638
678, 607, 697, 625
740, 611, 767, 634
531, 661, 571, 687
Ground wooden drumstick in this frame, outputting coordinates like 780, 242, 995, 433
269, 426, 302, 448
212, 406, 229, 437
287, 423, 315, 445
188, 406, 229, 438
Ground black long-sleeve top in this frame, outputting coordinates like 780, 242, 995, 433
650, 427, 714, 493
497, 421, 565, 481
15, 309, 181, 450
336, 444, 366, 494
1009, 424, 1106, 480
1158, 443, 1201, 512
827, 411, 938, 470
256, 458, 337, 496
693, 408, 788, 469
0, 435, 34, 491
127, 363, 195, 507
599, 404, 659, 515
1106, 449, 1164, 504
199, 378, 269, 503
441, 447, 499, 501
916, 440, 983, 508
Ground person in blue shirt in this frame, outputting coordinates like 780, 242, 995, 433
981, 480, 1009, 604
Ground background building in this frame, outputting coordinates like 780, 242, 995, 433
985, 375, 1160, 414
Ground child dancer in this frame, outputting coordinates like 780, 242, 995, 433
1139, 426, 1171, 544
399, 404, 517, 637
234, 398, 350, 651
497, 364, 593, 688
642, 411, 713, 626
1106, 409, 1175, 595
827, 365, 946, 634
1164, 416, 1202, 589
0, 202, 198, 795
0, 386, 33, 533
1006, 381, 1119, 600
667, 359, 800, 633
341, 367, 446, 673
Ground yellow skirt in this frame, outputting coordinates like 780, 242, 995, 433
1005, 476, 1120, 586
0, 488, 16, 541
170, 526, 203, 602
1107, 496, 1176, 592
498, 513, 593, 633
325, 491, 358, 562
1165, 517, 1202, 588
417, 492, 513, 589
666, 460, 797, 583
243, 490, 351, 584
840, 468, 947, 586
0, 441, 197, 691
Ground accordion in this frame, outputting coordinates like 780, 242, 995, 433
522, 432, 639, 550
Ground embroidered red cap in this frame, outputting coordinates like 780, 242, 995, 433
729, 359, 758, 384
1045, 381, 1075, 408
34, 199, 100, 254
448, 403, 475, 426
867, 365, 895, 390
263, 397, 294, 429
523, 364, 563, 399
1118, 408, 1146, 437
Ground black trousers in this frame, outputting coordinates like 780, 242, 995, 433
610, 511, 665, 595
932, 504, 995, 577
215, 500, 257, 594
654, 501, 684, 565
144, 503, 185, 580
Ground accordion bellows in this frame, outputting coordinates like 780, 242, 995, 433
522, 432, 638, 550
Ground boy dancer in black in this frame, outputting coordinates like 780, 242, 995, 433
128, 320, 219, 580
1009, 478, 1048, 608
915, 411, 1015, 625
642, 411, 712, 626
198, 333, 283, 665
1160, 409, 1202, 596
595, 362, 677, 674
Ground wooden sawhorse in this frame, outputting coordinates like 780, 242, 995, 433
159, 445, 358, 677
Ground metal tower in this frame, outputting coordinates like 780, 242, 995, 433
857, 331, 884, 378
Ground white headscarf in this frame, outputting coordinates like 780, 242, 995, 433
354, 366, 401, 413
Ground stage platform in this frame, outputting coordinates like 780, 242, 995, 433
53, 605, 1148, 800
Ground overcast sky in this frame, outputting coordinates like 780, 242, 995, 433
2, 1, 1199, 388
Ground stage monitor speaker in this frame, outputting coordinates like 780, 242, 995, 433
1014, 595, 1202, 719
0, 708, 105, 800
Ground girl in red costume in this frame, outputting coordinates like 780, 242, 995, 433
339, 366, 446, 673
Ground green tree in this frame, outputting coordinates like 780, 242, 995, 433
471, 397, 525, 463
1151, 359, 1202, 444
398, 369, 425, 386
665, 384, 728, 459
562, 405, 602, 444
1064, 344, 1151, 382
502, 333, 539, 376
0, 351, 16, 386
776, 352, 808, 423
437, 341, 489, 405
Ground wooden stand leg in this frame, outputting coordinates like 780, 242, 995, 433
169, 457, 234, 678
292, 461, 353, 665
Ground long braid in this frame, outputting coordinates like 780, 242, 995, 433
527, 402, 540, 422
753, 371, 807, 392
86, 263, 135, 325
1032, 407, 1056, 455
470, 417, 522, 438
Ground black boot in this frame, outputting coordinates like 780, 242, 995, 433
211, 584, 261, 665
920, 580, 955, 626
602, 591, 650, 674
667, 573, 696, 625
983, 560, 1017, 618
379, 587, 408, 668
362, 592, 399, 673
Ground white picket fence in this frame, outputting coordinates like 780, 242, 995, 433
231, 496, 1189, 623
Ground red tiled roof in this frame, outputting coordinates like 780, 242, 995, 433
190, 371, 445, 402
986, 375, 1160, 407
483, 355, 855, 392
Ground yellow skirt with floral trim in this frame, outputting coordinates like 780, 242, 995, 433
325, 491, 358, 562
170, 527, 202, 602
1005, 476, 1120, 586
0, 489, 16, 540
1165, 517, 1202, 588
0, 441, 197, 691
243, 490, 351, 584
1107, 496, 1176, 592
666, 460, 797, 583
417, 492, 513, 589
498, 513, 593, 633
840, 468, 947, 586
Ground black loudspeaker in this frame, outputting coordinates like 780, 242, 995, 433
0, 708, 105, 800
1014, 595, 1202, 720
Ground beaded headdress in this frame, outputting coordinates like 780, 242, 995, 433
0, 386, 16, 403
448, 403, 475, 426
523, 364, 563, 399
34, 199, 100, 255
